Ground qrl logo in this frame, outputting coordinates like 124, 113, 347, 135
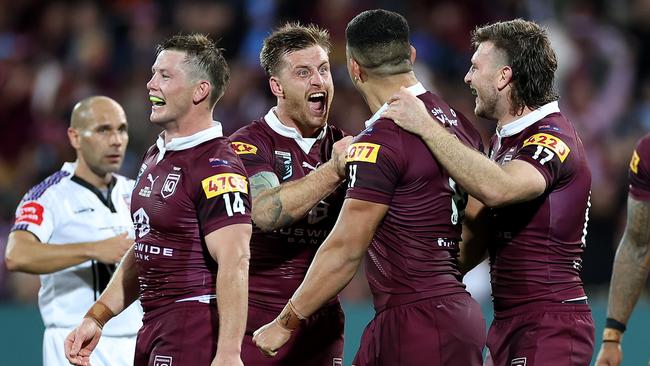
132, 208, 150, 238
153, 355, 172, 366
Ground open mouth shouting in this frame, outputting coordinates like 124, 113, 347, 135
307, 91, 327, 116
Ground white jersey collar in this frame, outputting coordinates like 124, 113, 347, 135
365, 82, 427, 128
61, 162, 77, 174
155, 122, 224, 164
496, 101, 560, 138
263, 108, 326, 154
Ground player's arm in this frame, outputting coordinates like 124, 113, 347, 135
595, 195, 650, 366
249, 136, 352, 231
5, 230, 133, 274
382, 88, 545, 207
64, 245, 140, 365
253, 198, 387, 356
459, 196, 490, 275
206, 223, 252, 363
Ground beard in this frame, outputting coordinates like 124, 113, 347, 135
475, 87, 499, 121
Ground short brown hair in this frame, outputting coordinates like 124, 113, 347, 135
260, 22, 330, 76
156, 33, 229, 107
345, 9, 412, 76
472, 19, 558, 114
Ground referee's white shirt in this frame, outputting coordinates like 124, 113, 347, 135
12, 162, 142, 336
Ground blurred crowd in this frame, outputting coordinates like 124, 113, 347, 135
2, 0, 650, 304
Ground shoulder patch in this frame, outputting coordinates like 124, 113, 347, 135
231, 141, 258, 155
522, 133, 570, 162
202, 173, 249, 199
346, 142, 381, 163
630, 150, 640, 174
15, 201, 44, 225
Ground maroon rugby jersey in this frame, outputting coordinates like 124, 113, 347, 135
230, 109, 346, 310
629, 133, 650, 201
488, 101, 591, 311
131, 124, 251, 312
345, 83, 484, 312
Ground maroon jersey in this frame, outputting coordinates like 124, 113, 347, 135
130, 125, 251, 313
488, 102, 591, 312
629, 133, 650, 201
345, 83, 484, 312
229, 109, 346, 310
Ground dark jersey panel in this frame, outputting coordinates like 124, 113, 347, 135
629, 133, 650, 201
345, 92, 483, 312
230, 120, 346, 310
131, 137, 251, 312
489, 112, 591, 311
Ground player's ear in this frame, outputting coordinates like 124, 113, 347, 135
68, 127, 81, 149
497, 65, 513, 91
349, 58, 363, 83
193, 80, 211, 104
410, 45, 416, 65
270, 76, 284, 98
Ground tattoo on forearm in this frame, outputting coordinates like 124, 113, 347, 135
607, 198, 650, 322
249, 171, 296, 229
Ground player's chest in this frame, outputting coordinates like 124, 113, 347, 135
133, 160, 187, 207
491, 136, 523, 166
271, 143, 325, 183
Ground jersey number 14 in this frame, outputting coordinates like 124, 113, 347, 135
223, 192, 245, 216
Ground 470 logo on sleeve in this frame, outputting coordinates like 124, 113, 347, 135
346, 142, 381, 163
201, 173, 248, 199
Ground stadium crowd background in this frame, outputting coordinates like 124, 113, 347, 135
1, 0, 650, 363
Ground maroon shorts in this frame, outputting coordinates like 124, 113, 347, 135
352, 293, 485, 366
485, 302, 595, 366
134, 301, 218, 366
242, 301, 345, 365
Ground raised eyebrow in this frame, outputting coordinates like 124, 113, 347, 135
318, 61, 330, 68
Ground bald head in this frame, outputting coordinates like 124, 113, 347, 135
71, 96, 125, 129
67, 96, 129, 184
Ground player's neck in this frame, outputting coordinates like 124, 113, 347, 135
273, 105, 320, 138
497, 105, 535, 129
362, 72, 419, 114
75, 160, 112, 189
163, 107, 214, 143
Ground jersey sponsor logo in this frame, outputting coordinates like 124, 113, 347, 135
153, 355, 173, 366
502, 147, 517, 164
15, 201, 44, 225
135, 163, 147, 186
630, 150, 640, 174
133, 207, 150, 238
346, 142, 381, 163
161, 168, 181, 198
201, 173, 248, 199
302, 161, 320, 171
73, 207, 95, 214
231, 141, 258, 155
333, 358, 343, 366
511, 357, 526, 366
308, 200, 329, 224
431, 107, 458, 126
522, 133, 570, 162
139, 173, 158, 197
134, 242, 174, 261
275, 150, 292, 180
